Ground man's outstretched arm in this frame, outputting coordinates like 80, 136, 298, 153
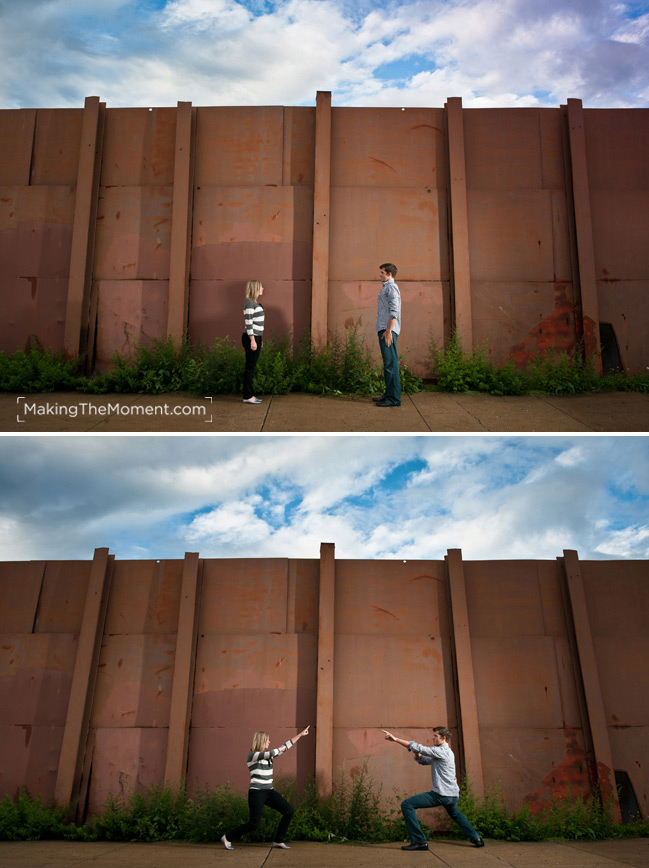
382, 729, 411, 749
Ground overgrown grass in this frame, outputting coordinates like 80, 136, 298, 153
429, 331, 649, 395
3, 329, 649, 397
0, 327, 421, 398
457, 777, 649, 842
2, 771, 648, 845
0, 340, 85, 393
0, 791, 88, 842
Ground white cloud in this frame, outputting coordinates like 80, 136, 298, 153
161, 0, 252, 30
0, 435, 647, 564
594, 525, 649, 557
1, 0, 647, 109
186, 498, 271, 544
0, 516, 32, 561
612, 11, 649, 44
554, 445, 587, 467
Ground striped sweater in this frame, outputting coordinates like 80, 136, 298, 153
247, 740, 294, 789
244, 299, 265, 337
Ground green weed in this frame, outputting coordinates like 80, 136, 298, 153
0, 790, 85, 841
429, 333, 527, 395
429, 331, 649, 396
457, 778, 544, 842
1, 327, 421, 399
2, 329, 647, 398
457, 777, 649, 843
0, 339, 84, 393
2, 774, 648, 845
320, 766, 404, 843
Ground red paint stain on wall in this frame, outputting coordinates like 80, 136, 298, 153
526, 726, 590, 814
581, 315, 598, 357
510, 282, 576, 366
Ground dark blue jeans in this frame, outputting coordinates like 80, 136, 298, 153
401, 790, 480, 844
378, 329, 401, 405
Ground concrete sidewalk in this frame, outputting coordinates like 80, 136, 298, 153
2, 390, 648, 433
1, 839, 648, 868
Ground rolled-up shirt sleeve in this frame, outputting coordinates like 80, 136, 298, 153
409, 741, 447, 759
408, 741, 460, 797
387, 285, 400, 321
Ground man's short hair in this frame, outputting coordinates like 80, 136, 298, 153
380, 262, 398, 277
433, 726, 452, 741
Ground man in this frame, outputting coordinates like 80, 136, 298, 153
383, 727, 484, 851
374, 263, 401, 407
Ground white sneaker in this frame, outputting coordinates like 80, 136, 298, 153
272, 842, 290, 849
221, 834, 234, 850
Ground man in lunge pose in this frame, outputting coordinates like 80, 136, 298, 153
383, 727, 484, 851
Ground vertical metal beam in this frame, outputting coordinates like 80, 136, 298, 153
566, 99, 602, 369
63, 96, 104, 361
167, 101, 196, 344
445, 97, 473, 351
10, 109, 36, 185
164, 552, 202, 787
446, 548, 484, 796
315, 541, 335, 795
282, 106, 293, 187
562, 549, 621, 819
54, 547, 113, 808
311, 91, 332, 349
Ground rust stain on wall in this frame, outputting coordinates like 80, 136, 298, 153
526, 726, 590, 813
510, 281, 575, 365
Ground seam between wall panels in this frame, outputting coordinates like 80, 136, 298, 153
31, 560, 47, 633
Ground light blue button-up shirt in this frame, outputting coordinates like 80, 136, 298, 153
376, 279, 401, 334
409, 740, 460, 797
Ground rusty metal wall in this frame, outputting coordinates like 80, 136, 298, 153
188, 106, 315, 359
93, 107, 176, 368
186, 557, 318, 805
578, 560, 649, 806
1, 546, 647, 823
1, 98, 648, 374
585, 110, 649, 372
0, 560, 91, 801
464, 559, 590, 809
1, 97, 648, 375
329, 557, 458, 811
86, 558, 182, 813
463, 108, 576, 366
0, 109, 82, 354
326, 107, 450, 374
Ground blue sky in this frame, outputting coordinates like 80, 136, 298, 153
0, 435, 648, 562
1, 0, 648, 109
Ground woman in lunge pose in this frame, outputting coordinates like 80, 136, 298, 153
221, 725, 310, 850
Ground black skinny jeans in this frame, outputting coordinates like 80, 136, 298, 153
227, 788, 294, 843
242, 332, 263, 399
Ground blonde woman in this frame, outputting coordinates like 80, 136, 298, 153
221, 725, 310, 850
242, 280, 265, 404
